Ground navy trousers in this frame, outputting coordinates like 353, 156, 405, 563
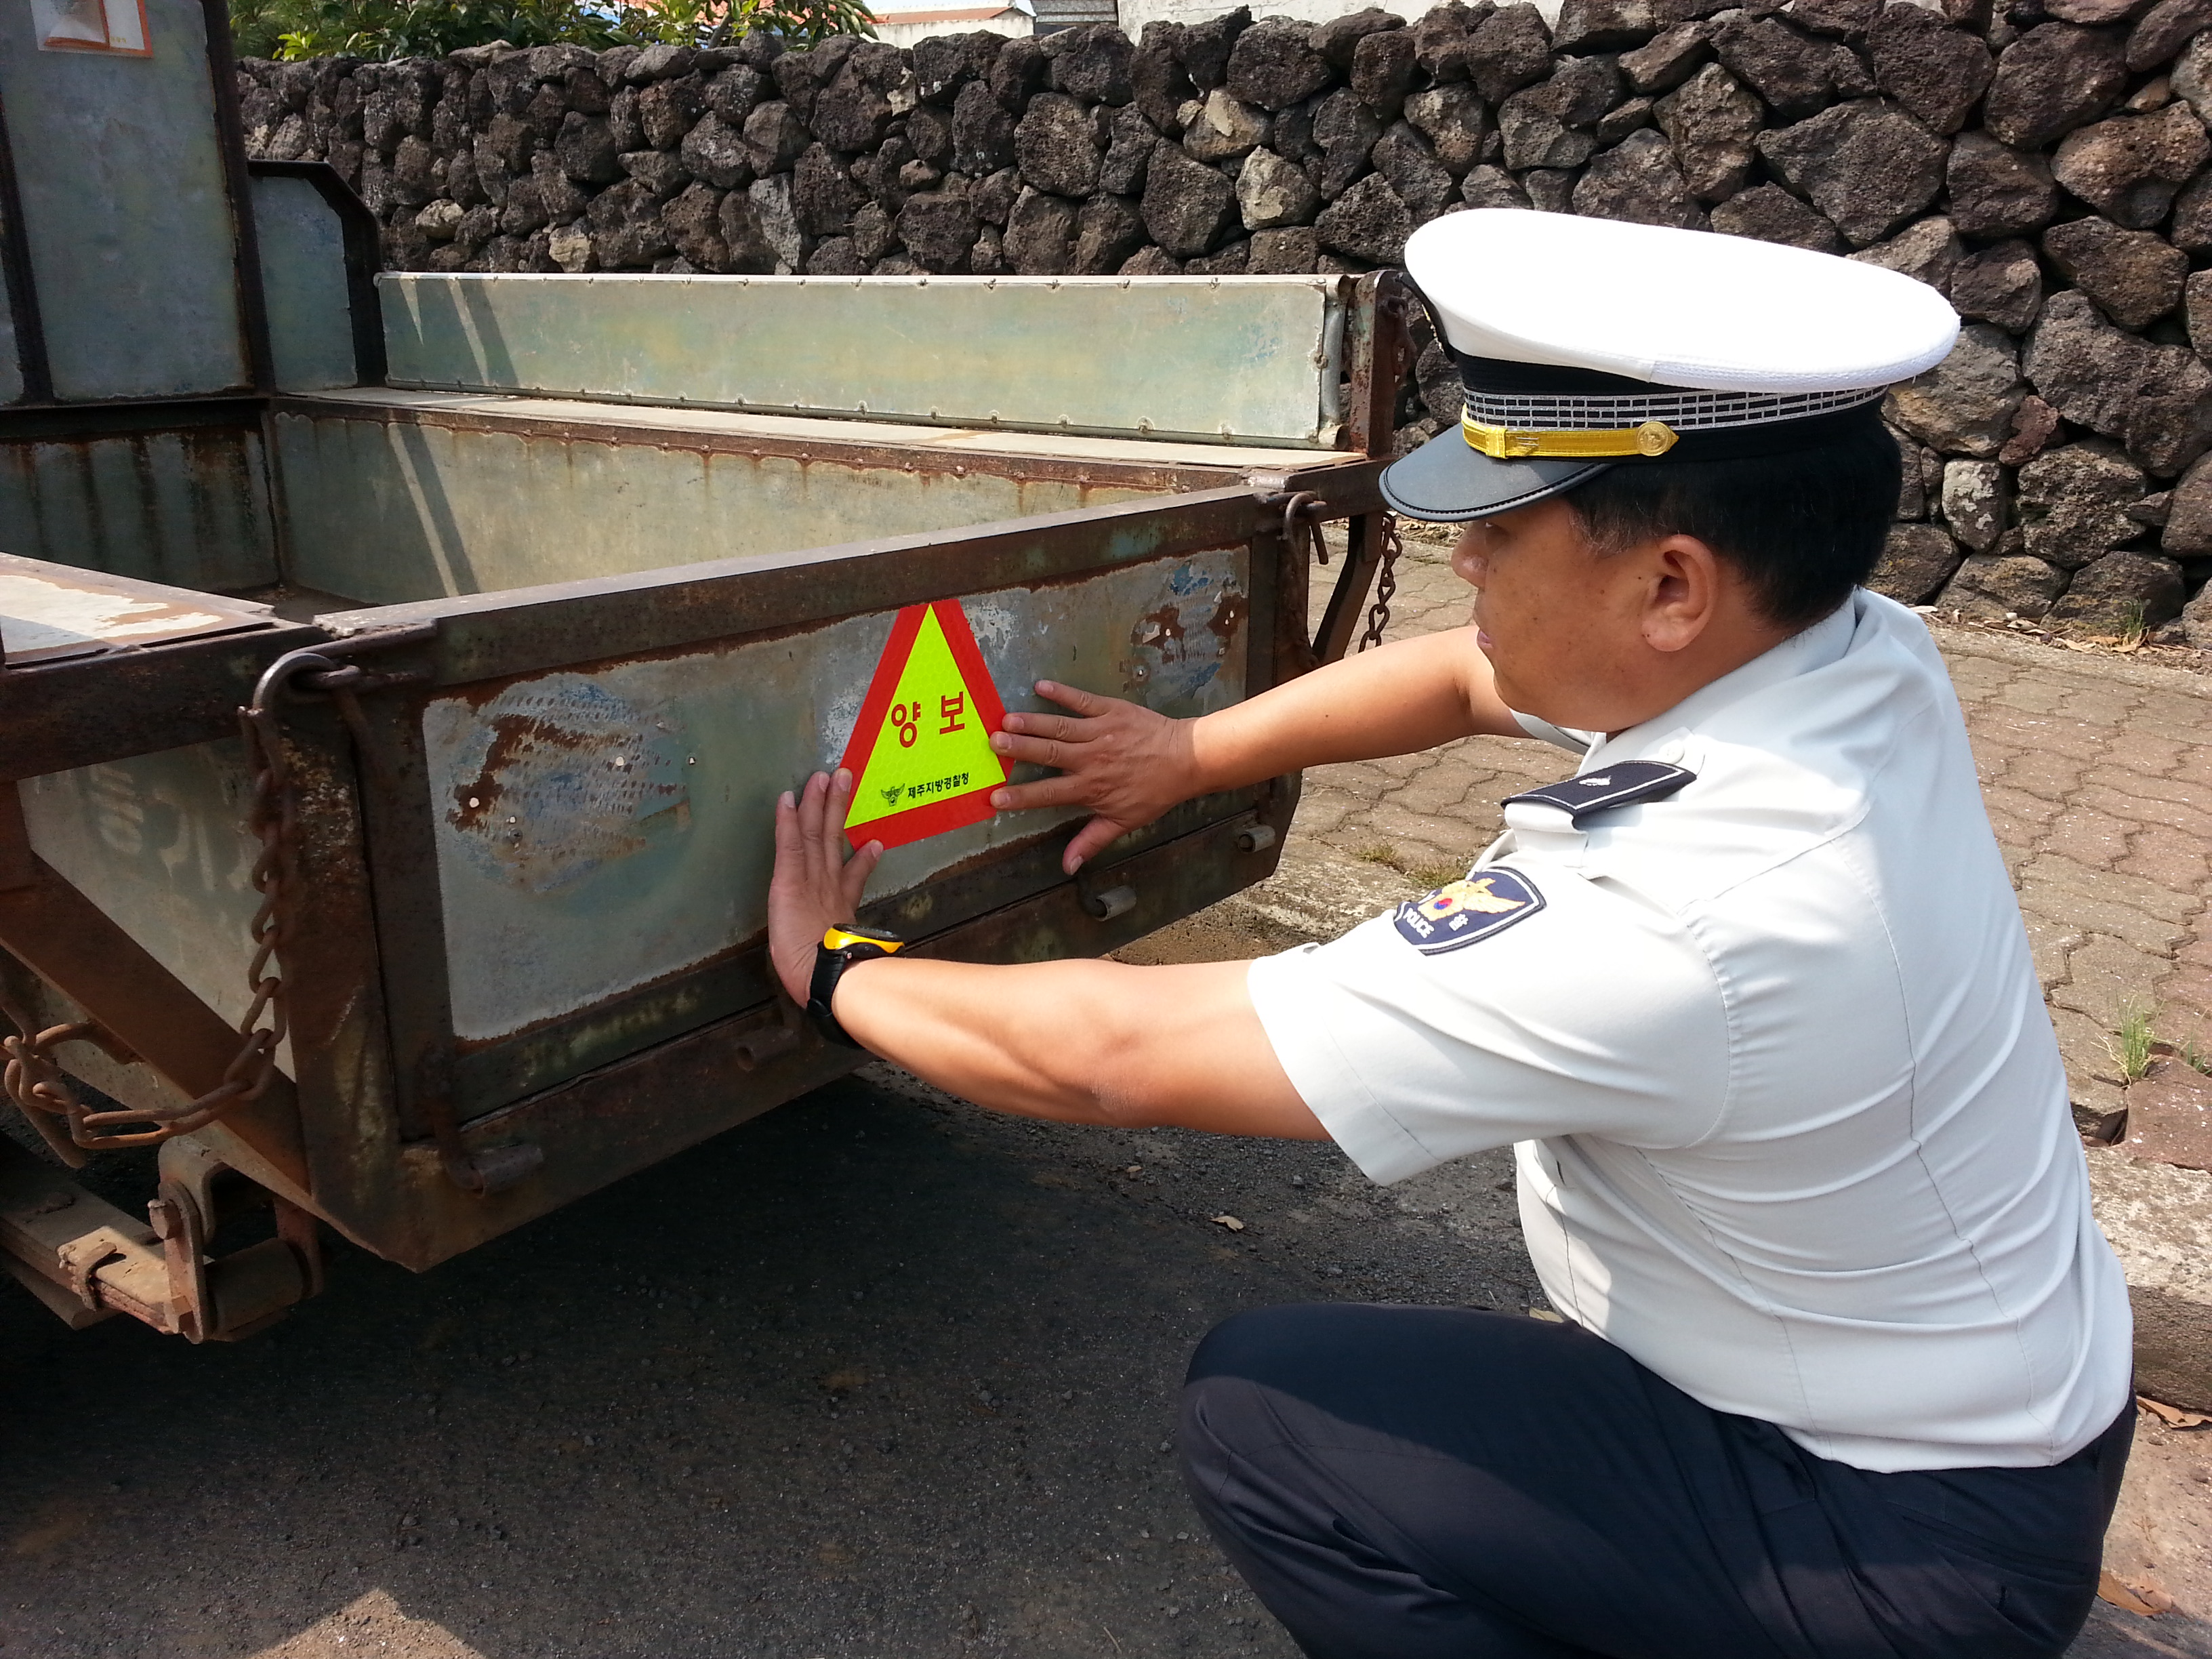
1180, 1304, 2132, 1659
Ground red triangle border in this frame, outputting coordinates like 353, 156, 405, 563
836, 599, 1010, 852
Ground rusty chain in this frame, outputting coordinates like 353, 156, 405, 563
0, 1006, 98, 1167
0, 651, 344, 1152
1357, 513, 1404, 652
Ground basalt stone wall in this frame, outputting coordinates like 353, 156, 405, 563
241, 0, 2212, 643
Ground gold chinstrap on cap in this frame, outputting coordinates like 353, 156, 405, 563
1460, 415, 1679, 459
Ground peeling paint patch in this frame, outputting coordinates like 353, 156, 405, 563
1128, 565, 1240, 704
1134, 604, 1187, 661
0, 571, 231, 659
962, 600, 1018, 653
1205, 588, 1249, 651
436, 677, 689, 893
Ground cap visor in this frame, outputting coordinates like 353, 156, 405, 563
1379, 427, 1613, 523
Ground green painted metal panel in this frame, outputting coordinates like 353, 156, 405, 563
272, 406, 1155, 607
17, 741, 268, 1046
421, 548, 1252, 1042
0, 0, 248, 399
0, 428, 278, 591
252, 174, 358, 393
377, 273, 1349, 449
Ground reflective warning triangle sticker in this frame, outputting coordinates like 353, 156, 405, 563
839, 599, 1010, 851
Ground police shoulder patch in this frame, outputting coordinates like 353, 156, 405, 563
1501, 760, 1695, 825
1391, 867, 1545, 956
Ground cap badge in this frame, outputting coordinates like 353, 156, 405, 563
1391, 868, 1545, 956
1460, 416, 1678, 461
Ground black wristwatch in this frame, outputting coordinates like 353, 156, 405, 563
807, 924, 906, 1050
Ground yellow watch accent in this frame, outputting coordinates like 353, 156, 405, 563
1460, 416, 1679, 459
823, 924, 905, 955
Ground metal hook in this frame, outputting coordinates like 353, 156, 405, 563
247, 648, 344, 716
1282, 490, 1329, 566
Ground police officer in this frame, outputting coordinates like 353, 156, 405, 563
766, 210, 2135, 1659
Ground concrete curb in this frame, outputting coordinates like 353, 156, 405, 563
1930, 624, 2212, 700
2086, 1151, 2212, 1415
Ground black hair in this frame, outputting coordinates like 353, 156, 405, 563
1561, 415, 1903, 632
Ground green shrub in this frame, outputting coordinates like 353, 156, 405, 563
230, 0, 871, 63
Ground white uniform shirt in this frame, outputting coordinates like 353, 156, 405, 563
1247, 590, 2133, 1473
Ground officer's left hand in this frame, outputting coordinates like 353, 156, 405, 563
987, 680, 1197, 874
769, 769, 884, 1005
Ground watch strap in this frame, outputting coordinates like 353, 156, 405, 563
808, 927, 904, 1050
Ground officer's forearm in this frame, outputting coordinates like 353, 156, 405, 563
1185, 628, 1521, 793
832, 956, 1326, 1141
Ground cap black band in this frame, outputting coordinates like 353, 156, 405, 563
1557, 398, 1889, 464
1452, 348, 1887, 464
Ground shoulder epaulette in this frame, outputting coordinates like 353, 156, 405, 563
1502, 760, 1696, 826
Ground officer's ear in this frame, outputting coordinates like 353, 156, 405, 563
1637, 534, 1729, 655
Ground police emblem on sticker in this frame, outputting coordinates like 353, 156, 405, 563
1391, 868, 1544, 955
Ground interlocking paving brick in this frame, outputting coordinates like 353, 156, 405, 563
1945, 657, 2013, 700
2129, 710, 2212, 747
1980, 783, 2068, 830
2041, 806, 2141, 871
1368, 751, 1441, 781
1307, 760, 1396, 799
2076, 783, 2212, 842
1973, 709, 2116, 763
2171, 746, 2212, 790
1386, 771, 1490, 819
1361, 800, 1500, 856
2154, 962, 2212, 1038
1287, 792, 1360, 838
2050, 933, 2177, 1029
2099, 732, 2188, 777
1996, 682, 2141, 729
2048, 1010, 2133, 1118
2133, 689, 2212, 731
1990, 739, 2101, 793
2116, 823, 2212, 893
2018, 855, 2203, 928
2085, 768, 2212, 817
2021, 913, 2087, 988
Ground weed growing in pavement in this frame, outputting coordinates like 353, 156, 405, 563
1350, 840, 1469, 890
2182, 1034, 2212, 1078
2110, 1003, 2157, 1083
1406, 859, 1473, 889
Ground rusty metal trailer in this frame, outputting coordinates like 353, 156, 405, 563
0, 0, 1411, 1341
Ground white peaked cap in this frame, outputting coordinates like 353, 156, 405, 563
1404, 210, 1960, 393
1379, 210, 1961, 523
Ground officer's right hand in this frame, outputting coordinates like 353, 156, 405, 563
989, 680, 1199, 875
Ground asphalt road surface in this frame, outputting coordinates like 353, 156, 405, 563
0, 1029, 1534, 1659
1, 913, 2203, 1659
